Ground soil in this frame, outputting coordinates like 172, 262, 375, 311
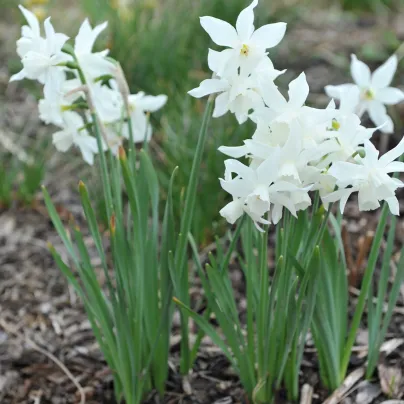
1, 4, 404, 404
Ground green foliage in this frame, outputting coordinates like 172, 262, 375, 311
176, 206, 328, 403
0, 153, 45, 208
44, 147, 177, 403
341, 0, 397, 11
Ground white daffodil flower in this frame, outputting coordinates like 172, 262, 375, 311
38, 70, 81, 126
320, 114, 375, 168
219, 157, 280, 228
90, 81, 124, 124
200, 0, 286, 76
74, 19, 115, 82
15, 5, 42, 59
323, 138, 404, 214
123, 92, 168, 143
189, 73, 264, 124
11, 16, 69, 87
219, 152, 310, 229
52, 111, 98, 165
325, 55, 404, 133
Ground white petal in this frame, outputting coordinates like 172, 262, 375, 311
385, 161, 404, 174
78, 53, 114, 79
358, 185, 380, 211
188, 79, 228, 98
385, 197, 400, 215
377, 87, 404, 105
213, 92, 230, 117
339, 85, 361, 114
137, 95, 168, 112
322, 188, 354, 213
19, 5, 40, 37
288, 72, 309, 108
220, 178, 250, 198
371, 55, 397, 89
76, 136, 98, 165
324, 83, 357, 100
75, 19, 108, 54
199, 16, 238, 47
219, 200, 245, 224
250, 22, 287, 49
367, 102, 393, 133
379, 137, 404, 166
43, 17, 55, 39
218, 145, 248, 158
224, 159, 256, 182
236, 0, 258, 42
363, 139, 379, 162
53, 130, 73, 152
256, 152, 280, 184
271, 203, 283, 224
329, 161, 365, 184
350, 54, 371, 88
259, 81, 287, 111
208, 48, 233, 74
9, 69, 26, 82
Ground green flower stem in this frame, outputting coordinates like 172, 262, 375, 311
174, 97, 213, 373
340, 203, 389, 380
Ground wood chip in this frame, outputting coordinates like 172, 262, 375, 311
300, 383, 314, 404
323, 367, 366, 404
355, 381, 381, 404
380, 339, 404, 357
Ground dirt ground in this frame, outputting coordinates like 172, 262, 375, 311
1, 5, 404, 404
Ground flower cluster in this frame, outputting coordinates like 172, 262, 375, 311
189, 0, 404, 229
11, 5, 167, 165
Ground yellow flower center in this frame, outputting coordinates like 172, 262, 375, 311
331, 119, 340, 131
240, 44, 250, 56
363, 88, 375, 101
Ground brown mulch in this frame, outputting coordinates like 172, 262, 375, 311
2, 3, 404, 404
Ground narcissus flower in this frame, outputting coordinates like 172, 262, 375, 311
323, 138, 404, 214
11, 5, 168, 163
74, 19, 115, 82
11, 13, 69, 87
200, 0, 286, 76
52, 112, 98, 165
189, 71, 265, 124
325, 55, 404, 133
123, 92, 168, 143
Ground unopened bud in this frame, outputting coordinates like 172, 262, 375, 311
110, 214, 116, 236
78, 180, 86, 192
62, 43, 75, 56
118, 146, 127, 161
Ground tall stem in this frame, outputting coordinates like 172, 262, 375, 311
174, 97, 214, 373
